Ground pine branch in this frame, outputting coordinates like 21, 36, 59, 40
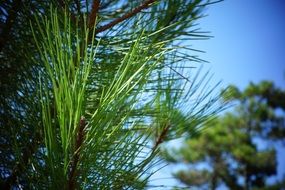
153, 123, 170, 151
95, 0, 158, 34
68, 116, 87, 190
88, 0, 100, 29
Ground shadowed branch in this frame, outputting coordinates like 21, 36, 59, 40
95, 0, 158, 34
68, 116, 87, 190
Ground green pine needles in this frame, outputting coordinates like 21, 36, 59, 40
1, 1, 224, 189
33, 8, 98, 188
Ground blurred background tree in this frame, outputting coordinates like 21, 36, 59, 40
162, 81, 285, 190
0, 0, 224, 189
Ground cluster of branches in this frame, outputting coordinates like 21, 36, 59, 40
0, 0, 223, 189
162, 81, 285, 190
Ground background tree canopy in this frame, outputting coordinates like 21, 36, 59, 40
162, 81, 285, 190
0, 0, 224, 189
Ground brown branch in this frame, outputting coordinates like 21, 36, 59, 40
152, 123, 170, 151
95, 0, 158, 34
88, 0, 100, 29
68, 116, 86, 190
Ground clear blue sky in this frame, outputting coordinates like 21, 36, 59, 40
197, 0, 285, 89
149, 0, 285, 189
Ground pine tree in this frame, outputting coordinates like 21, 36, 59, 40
0, 1, 223, 189
163, 81, 285, 190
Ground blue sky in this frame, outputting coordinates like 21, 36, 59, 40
196, 0, 285, 89
149, 0, 285, 189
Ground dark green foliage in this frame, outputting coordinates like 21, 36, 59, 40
1, 0, 223, 189
163, 81, 285, 190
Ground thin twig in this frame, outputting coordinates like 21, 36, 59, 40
68, 116, 86, 190
88, 0, 100, 29
95, 0, 158, 34
153, 123, 170, 151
